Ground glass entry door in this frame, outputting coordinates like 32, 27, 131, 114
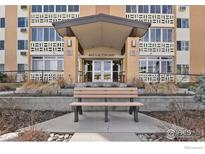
93, 60, 112, 82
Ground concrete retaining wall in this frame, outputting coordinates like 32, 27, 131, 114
0, 96, 204, 112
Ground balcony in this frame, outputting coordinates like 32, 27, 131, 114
126, 13, 174, 27
30, 12, 80, 26
139, 42, 174, 56
30, 71, 64, 81
30, 41, 64, 55
139, 73, 174, 83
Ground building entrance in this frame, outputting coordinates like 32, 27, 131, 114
83, 59, 122, 82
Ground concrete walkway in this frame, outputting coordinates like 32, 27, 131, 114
70, 133, 140, 141
23, 112, 182, 133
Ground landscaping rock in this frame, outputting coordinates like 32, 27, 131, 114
47, 133, 73, 142
50, 133, 55, 138
47, 137, 53, 142
0, 132, 19, 141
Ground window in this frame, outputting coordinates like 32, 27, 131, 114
32, 56, 64, 71
177, 18, 189, 28
150, 5, 161, 13
126, 5, 131, 12
45, 57, 56, 71
162, 5, 172, 14
0, 18, 5, 28
0, 40, 4, 50
44, 5, 54, 12
0, 64, 4, 72
18, 40, 28, 50
126, 5, 137, 13
141, 31, 149, 42
56, 5, 66, 12
138, 5, 149, 13
177, 41, 189, 51
162, 28, 173, 42
18, 17, 28, 27
18, 64, 28, 72
44, 28, 49, 41
140, 60, 146, 73
32, 57, 43, 71
179, 6, 187, 11
56, 33, 62, 41
32, 28, 62, 41
177, 65, 189, 74
57, 58, 64, 70
32, 5, 42, 12
148, 60, 160, 73
139, 57, 173, 73
151, 28, 161, 42
161, 58, 173, 73
68, 5, 79, 12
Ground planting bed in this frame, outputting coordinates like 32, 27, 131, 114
143, 110, 205, 141
0, 109, 68, 135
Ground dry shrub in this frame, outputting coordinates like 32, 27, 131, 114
41, 82, 60, 95
18, 129, 49, 141
144, 82, 177, 94
147, 102, 205, 140
6, 74, 17, 83
129, 78, 145, 88
20, 80, 60, 95
0, 85, 11, 91
56, 78, 67, 88
0, 109, 65, 135
168, 102, 205, 132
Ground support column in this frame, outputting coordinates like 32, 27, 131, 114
64, 37, 79, 83
125, 37, 140, 84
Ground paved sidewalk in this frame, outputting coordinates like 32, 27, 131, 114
70, 133, 140, 141
23, 112, 183, 133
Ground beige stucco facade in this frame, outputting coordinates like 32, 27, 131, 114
4, 5, 17, 71
190, 6, 205, 74
64, 37, 79, 83
124, 37, 139, 83
80, 5, 125, 17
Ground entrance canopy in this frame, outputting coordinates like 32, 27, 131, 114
53, 13, 150, 52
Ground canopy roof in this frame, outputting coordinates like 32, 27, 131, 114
53, 13, 150, 53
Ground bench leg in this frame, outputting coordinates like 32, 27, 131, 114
133, 106, 139, 122
74, 106, 78, 122
78, 106, 83, 115
129, 106, 133, 115
105, 106, 109, 122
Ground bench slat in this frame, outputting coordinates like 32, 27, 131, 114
70, 102, 144, 107
74, 88, 138, 91
74, 91, 138, 95
74, 95, 139, 98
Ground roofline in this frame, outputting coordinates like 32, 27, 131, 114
52, 13, 151, 31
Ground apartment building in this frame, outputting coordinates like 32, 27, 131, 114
0, 5, 204, 83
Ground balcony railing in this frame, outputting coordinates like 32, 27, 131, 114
30, 12, 80, 26
126, 13, 174, 27
30, 41, 64, 55
139, 42, 174, 56
30, 71, 64, 81
139, 73, 174, 83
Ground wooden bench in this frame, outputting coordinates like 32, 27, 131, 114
70, 88, 144, 122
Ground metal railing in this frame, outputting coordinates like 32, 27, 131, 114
77, 71, 126, 83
